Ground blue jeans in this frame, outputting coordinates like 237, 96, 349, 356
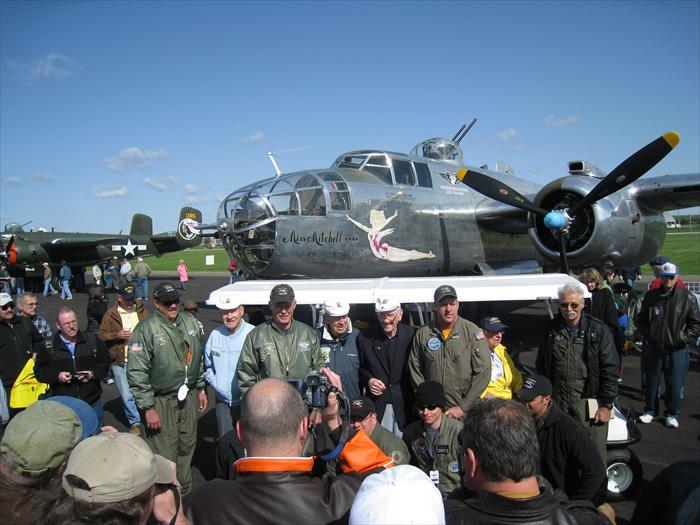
112, 364, 141, 426
644, 345, 689, 417
103, 273, 113, 289
135, 276, 149, 300
214, 400, 241, 438
13, 277, 25, 295
60, 279, 73, 299
43, 277, 57, 296
92, 397, 104, 429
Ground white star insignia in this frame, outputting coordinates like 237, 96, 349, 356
122, 239, 137, 256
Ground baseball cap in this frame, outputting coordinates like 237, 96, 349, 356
50, 396, 100, 439
516, 375, 553, 402
324, 298, 349, 317
0, 399, 91, 476
480, 316, 508, 332
269, 284, 295, 304
659, 262, 679, 277
117, 284, 136, 301
62, 432, 174, 503
375, 296, 400, 313
0, 292, 13, 307
349, 465, 445, 525
215, 296, 241, 310
649, 255, 670, 266
414, 381, 446, 408
153, 282, 179, 303
433, 284, 457, 302
350, 397, 376, 419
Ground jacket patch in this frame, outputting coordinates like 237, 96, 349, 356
298, 341, 310, 352
154, 333, 167, 347
130, 343, 142, 353
448, 461, 460, 473
427, 337, 441, 351
320, 346, 331, 363
436, 444, 449, 454
262, 343, 274, 358
475, 331, 484, 340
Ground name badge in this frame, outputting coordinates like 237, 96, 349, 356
436, 444, 449, 454
429, 470, 440, 484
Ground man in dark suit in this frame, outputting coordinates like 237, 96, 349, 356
357, 296, 415, 437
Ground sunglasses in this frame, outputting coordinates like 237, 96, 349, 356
162, 299, 180, 307
559, 302, 580, 309
1, 303, 15, 310
417, 405, 439, 411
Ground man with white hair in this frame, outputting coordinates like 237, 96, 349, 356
357, 297, 415, 437
536, 282, 619, 462
318, 298, 361, 401
204, 296, 254, 438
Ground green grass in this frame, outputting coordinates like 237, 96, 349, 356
148, 228, 700, 275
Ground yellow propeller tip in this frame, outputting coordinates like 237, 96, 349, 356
456, 168, 467, 181
663, 131, 680, 148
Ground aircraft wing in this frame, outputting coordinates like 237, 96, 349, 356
629, 173, 700, 211
42, 236, 126, 247
473, 202, 530, 235
206, 274, 589, 307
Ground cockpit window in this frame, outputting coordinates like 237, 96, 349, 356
361, 154, 392, 185
338, 155, 368, 169
414, 162, 433, 188
293, 174, 326, 216
392, 159, 416, 186
319, 171, 351, 211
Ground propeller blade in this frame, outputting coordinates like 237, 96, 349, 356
558, 233, 570, 275
571, 131, 680, 215
456, 168, 549, 216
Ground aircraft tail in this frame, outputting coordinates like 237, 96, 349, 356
176, 207, 202, 248
130, 214, 153, 237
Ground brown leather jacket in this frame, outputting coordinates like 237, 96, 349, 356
97, 301, 149, 365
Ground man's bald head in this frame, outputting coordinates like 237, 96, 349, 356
239, 379, 307, 456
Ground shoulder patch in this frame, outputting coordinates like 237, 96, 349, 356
475, 331, 485, 340
448, 461, 460, 473
130, 343, 142, 353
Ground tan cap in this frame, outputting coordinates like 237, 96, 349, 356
62, 432, 174, 503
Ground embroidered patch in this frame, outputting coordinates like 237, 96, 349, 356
320, 346, 331, 364
154, 334, 167, 347
436, 444, 449, 454
298, 341, 310, 352
130, 343, 142, 353
187, 329, 198, 337
390, 450, 403, 463
262, 343, 274, 359
427, 337, 441, 351
448, 461, 460, 473
475, 331, 485, 340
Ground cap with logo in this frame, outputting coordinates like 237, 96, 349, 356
659, 262, 679, 277
215, 296, 242, 310
153, 282, 179, 303
350, 397, 376, 419
269, 284, 295, 304
324, 298, 349, 317
0, 398, 98, 476
374, 296, 400, 313
433, 284, 458, 302
0, 292, 13, 307
117, 284, 136, 300
479, 316, 508, 332
62, 432, 175, 503
516, 375, 553, 402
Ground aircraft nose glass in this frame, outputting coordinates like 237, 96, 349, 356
231, 192, 276, 273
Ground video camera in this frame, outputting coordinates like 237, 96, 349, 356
288, 370, 333, 409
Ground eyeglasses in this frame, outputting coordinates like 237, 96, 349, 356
559, 302, 580, 310
417, 405, 438, 411
1, 303, 15, 310
25, 302, 38, 307
162, 299, 180, 307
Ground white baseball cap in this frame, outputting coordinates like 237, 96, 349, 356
324, 298, 349, 317
0, 293, 13, 307
375, 296, 401, 313
349, 465, 445, 525
215, 296, 242, 310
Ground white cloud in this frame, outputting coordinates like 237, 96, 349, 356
241, 131, 264, 143
498, 128, 517, 141
4, 176, 22, 185
7, 52, 80, 79
31, 172, 54, 182
104, 147, 169, 172
545, 115, 579, 127
144, 176, 180, 191
93, 186, 128, 198
184, 183, 200, 194
185, 195, 208, 205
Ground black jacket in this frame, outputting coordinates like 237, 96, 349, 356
584, 288, 619, 333
637, 284, 700, 354
357, 322, 416, 430
537, 401, 606, 504
445, 477, 610, 525
0, 315, 45, 391
86, 298, 108, 333
537, 313, 619, 406
34, 331, 110, 405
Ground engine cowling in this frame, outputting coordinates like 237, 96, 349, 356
528, 175, 665, 270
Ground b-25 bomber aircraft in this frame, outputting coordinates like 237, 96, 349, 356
214, 123, 698, 280
1, 207, 202, 271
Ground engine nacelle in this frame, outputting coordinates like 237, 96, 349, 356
528, 176, 666, 270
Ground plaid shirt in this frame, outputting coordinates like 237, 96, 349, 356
32, 315, 52, 340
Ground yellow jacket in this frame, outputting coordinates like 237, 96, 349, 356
481, 343, 523, 399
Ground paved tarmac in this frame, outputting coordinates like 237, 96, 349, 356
25, 272, 700, 524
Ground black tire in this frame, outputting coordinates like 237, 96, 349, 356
606, 448, 642, 501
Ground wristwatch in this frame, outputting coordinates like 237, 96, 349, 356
602, 403, 614, 411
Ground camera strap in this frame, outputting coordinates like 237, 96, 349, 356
318, 390, 351, 462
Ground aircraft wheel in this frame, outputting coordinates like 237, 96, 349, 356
606, 448, 642, 501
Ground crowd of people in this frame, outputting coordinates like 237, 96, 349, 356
0, 255, 698, 525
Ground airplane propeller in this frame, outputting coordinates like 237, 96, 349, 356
456, 131, 681, 273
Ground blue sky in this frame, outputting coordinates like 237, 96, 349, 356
1, 1, 698, 233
